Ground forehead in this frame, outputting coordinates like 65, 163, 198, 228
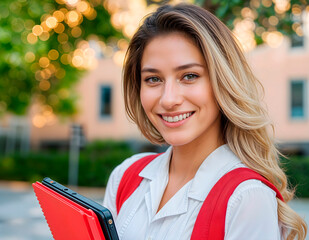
141, 32, 206, 69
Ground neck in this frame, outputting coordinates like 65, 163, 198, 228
169, 132, 224, 180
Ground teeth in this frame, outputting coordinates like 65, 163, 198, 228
163, 112, 193, 123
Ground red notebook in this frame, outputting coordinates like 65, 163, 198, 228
33, 182, 106, 240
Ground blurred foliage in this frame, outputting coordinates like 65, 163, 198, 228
1, 141, 309, 197
0, 0, 121, 116
1, 0, 309, 117
281, 155, 309, 198
0, 140, 134, 187
195, 0, 309, 45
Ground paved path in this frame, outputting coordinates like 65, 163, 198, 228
0, 181, 308, 240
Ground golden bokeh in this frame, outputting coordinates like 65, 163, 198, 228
32, 114, 47, 128
250, 0, 260, 8
32, 25, 43, 36
27, 33, 38, 44
54, 23, 65, 33
67, 0, 79, 5
256, 26, 265, 36
39, 57, 50, 68
48, 63, 56, 74
295, 26, 303, 36
58, 33, 69, 44
39, 80, 51, 91
47, 50, 58, 61
274, 0, 291, 14
60, 54, 72, 65
262, 0, 272, 8
55, 68, 66, 79
84, 8, 97, 20
117, 39, 129, 50
72, 55, 84, 67
53, 10, 65, 22
77, 1, 90, 13
25, 52, 36, 63
84, 48, 95, 58
35, 70, 42, 81
66, 10, 80, 24
46, 16, 58, 28
263, 31, 284, 47
71, 26, 82, 38
241, 7, 256, 19
269, 16, 279, 26
41, 21, 50, 32
41, 69, 51, 79
61, 42, 73, 52
113, 50, 126, 66
39, 31, 50, 41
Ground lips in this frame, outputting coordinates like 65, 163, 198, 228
161, 112, 194, 123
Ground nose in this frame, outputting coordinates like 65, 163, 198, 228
159, 80, 183, 110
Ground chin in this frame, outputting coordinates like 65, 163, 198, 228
163, 136, 192, 147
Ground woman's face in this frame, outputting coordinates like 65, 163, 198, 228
140, 32, 222, 147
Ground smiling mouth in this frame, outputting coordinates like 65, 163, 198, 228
161, 112, 194, 123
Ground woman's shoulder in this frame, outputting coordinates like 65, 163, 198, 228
111, 152, 157, 179
103, 152, 157, 216
225, 179, 281, 239
105, 152, 157, 196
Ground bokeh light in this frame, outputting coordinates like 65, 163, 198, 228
32, 114, 47, 128
54, 23, 65, 33
53, 10, 65, 22
48, 49, 59, 60
39, 57, 50, 68
39, 80, 51, 91
32, 25, 43, 36
71, 26, 82, 38
25, 52, 36, 63
39, 31, 50, 41
46, 16, 58, 28
27, 33, 38, 44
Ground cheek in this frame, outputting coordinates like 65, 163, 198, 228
140, 86, 154, 115
190, 84, 219, 111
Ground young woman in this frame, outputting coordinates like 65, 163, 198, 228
103, 3, 307, 240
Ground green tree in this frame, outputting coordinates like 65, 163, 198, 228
0, 0, 122, 116
1, 0, 308, 117
195, 0, 308, 46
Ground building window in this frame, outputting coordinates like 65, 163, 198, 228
290, 80, 307, 119
291, 33, 304, 48
100, 85, 112, 118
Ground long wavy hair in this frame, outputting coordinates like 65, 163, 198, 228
123, 3, 307, 239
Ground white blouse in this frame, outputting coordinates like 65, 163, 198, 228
103, 145, 282, 240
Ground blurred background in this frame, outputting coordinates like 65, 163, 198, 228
0, 0, 309, 239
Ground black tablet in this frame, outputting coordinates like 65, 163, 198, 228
40, 177, 119, 240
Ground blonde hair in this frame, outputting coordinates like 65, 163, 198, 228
123, 4, 307, 239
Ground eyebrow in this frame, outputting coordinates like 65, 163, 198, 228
141, 63, 205, 73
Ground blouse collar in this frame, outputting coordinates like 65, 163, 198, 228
139, 144, 243, 202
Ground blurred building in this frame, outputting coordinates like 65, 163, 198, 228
29, 58, 149, 151
247, 33, 309, 155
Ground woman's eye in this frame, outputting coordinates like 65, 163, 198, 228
183, 73, 198, 81
145, 77, 161, 84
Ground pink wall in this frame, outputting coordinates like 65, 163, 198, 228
75, 58, 142, 141
247, 38, 309, 142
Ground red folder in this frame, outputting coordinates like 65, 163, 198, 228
33, 182, 105, 240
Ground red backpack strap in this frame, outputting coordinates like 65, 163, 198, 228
191, 167, 284, 240
116, 154, 161, 214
